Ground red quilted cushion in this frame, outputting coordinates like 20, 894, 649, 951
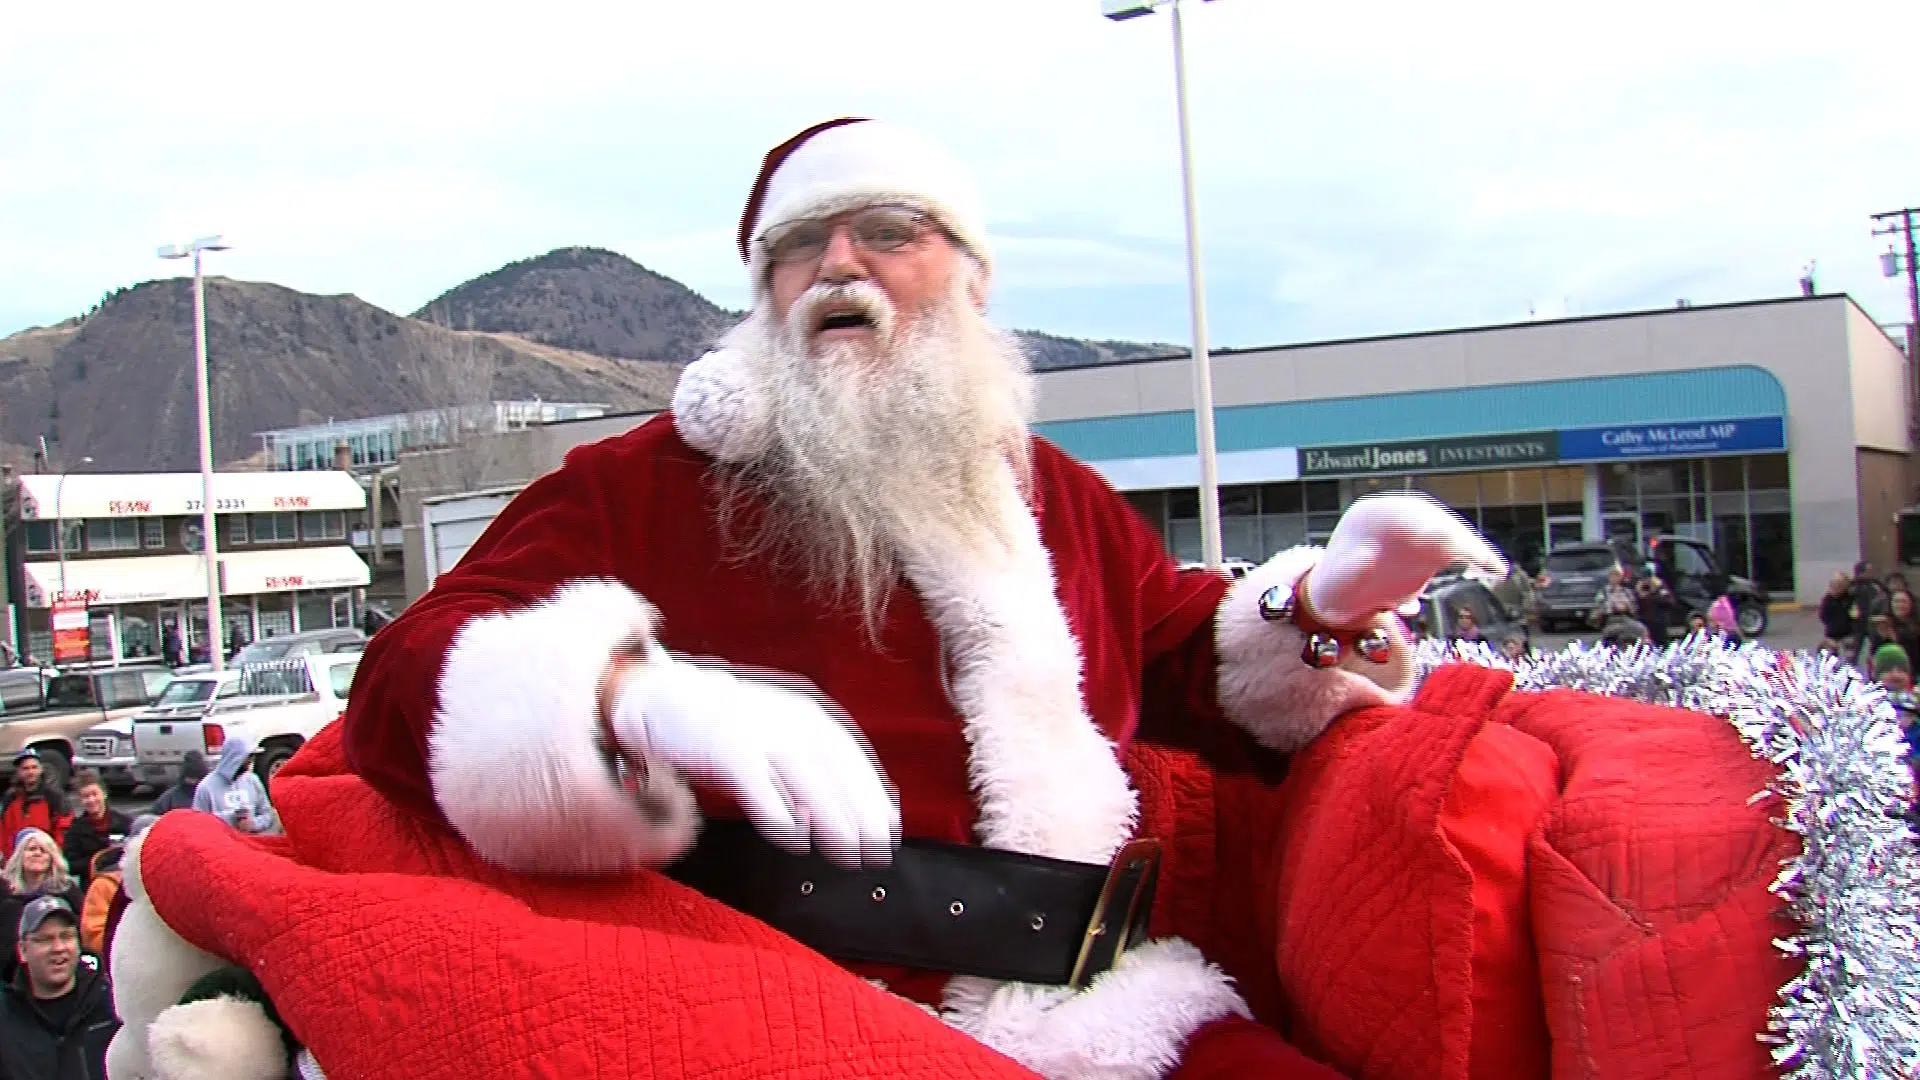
138, 725, 1039, 1080
1497, 689, 1799, 1079
1438, 720, 1559, 1078
1268, 664, 1556, 1080
1272, 665, 1801, 1080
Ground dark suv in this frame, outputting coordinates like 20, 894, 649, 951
1533, 536, 1770, 636
1533, 543, 1630, 631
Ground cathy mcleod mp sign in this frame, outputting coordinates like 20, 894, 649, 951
1300, 432, 1560, 478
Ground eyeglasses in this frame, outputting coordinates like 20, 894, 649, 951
763, 206, 941, 267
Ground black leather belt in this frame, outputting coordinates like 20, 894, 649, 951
668, 820, 1161, 988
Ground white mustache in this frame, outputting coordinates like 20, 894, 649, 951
786, 281, 896, 345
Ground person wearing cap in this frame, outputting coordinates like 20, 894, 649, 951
105, 120, 1908, 1080
0, 828, 84, 988
0, 751, 71, 860
0, 894, 118, 1080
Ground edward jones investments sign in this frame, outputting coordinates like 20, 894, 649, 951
1300, 432, 1560, 477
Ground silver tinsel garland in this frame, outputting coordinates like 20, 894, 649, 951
1412, 633, 1920, 1079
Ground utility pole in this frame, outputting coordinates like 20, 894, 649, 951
1873, 208, 1920, 412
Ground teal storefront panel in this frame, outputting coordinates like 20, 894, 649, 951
1035, 365, 1787, 465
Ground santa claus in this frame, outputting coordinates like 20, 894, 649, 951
104, 119, 1917, 1080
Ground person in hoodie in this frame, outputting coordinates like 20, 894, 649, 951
191, 739, 279, 836
146, 751, 207, 816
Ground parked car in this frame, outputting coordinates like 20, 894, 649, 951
1532, 536, 1770, 636
229, 627, 367, 665
1417, 576, 1530, 649
0, 663, 56, 714
1532, 542, 1633, 631
1177, 559, 1257, 580
74, 670, 242, 793
1645, 535, 1771, 637
0, 667, 175, 790
134, 652, 360, 787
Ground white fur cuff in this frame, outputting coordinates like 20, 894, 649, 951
1215, 547, 1416, 753
429, 579, 701, 874
942, 939, 1250, 1080
148, 996, 290, 1080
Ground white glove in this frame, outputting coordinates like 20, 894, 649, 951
614, 651, 900, 869
1306, 493, 1507, 627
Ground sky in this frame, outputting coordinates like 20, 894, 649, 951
3, 0, 1917, 351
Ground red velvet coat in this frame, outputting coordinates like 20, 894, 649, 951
343, 415, 1322, 1002
346, 415, 1285, 841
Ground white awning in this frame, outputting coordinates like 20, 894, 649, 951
22, 556, 208, 609
17, 471, 366, 520
21, 547, 370, 609
218, 547, 370, 595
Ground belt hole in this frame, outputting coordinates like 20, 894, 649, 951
870, 886, 887, 903
1029, 914, 1045, 932
799, 881, 814, 896
948, 900, 965, 917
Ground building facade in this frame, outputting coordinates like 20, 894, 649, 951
4, 471, 371, 665
257, 401, 609, 472
395, 295, 1912, 606
1037, 295, 1907, 601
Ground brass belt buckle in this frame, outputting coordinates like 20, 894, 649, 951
1067, 837, 1162, 990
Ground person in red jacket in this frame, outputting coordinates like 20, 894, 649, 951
0, 752, 70, 859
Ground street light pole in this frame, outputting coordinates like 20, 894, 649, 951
54, 456, 93, 601
1105, 0, 1224, 568
159, 236, 230, 670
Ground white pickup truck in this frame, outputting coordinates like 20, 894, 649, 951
131, 653, 360, 786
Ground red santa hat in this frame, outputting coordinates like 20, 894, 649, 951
738, 118, 992, 287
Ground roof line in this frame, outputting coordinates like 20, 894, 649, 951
1038, 293, 1879, 372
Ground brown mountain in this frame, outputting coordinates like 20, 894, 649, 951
0, 277, 678, 472
412, 246, 736, 361
0, 248, 1171, 473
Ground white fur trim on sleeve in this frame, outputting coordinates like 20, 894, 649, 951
941, 939, 1250, 1080
428, 579, 700, 874
1215, 546, 1417, 753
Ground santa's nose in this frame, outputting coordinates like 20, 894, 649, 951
816, 227, 866, 284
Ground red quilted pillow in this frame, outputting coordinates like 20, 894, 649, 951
1269, 665, 1560, 1080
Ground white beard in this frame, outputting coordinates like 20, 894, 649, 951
714, 272, 1037, 634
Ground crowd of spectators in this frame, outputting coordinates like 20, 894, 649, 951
0, 742, 284, 1078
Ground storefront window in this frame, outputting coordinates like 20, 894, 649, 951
225, 515, 250, 546
296, 592, 333, 632
142, 520, 165, 549
257, 594, 295, 638
119, 607, 159, 660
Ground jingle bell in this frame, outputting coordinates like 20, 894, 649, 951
1355, 629, 1393, 664
1301, 633, 1343, 669
1257, 585, 1293, 623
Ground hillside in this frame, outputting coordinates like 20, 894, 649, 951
412, 247, 735, 362
0, 278, 677, 471
0, 247, 1172, 471
1014, 328, 1179, 370
420, 246, 1176, 371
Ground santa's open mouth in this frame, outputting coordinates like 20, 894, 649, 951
817, 310, 874, 332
